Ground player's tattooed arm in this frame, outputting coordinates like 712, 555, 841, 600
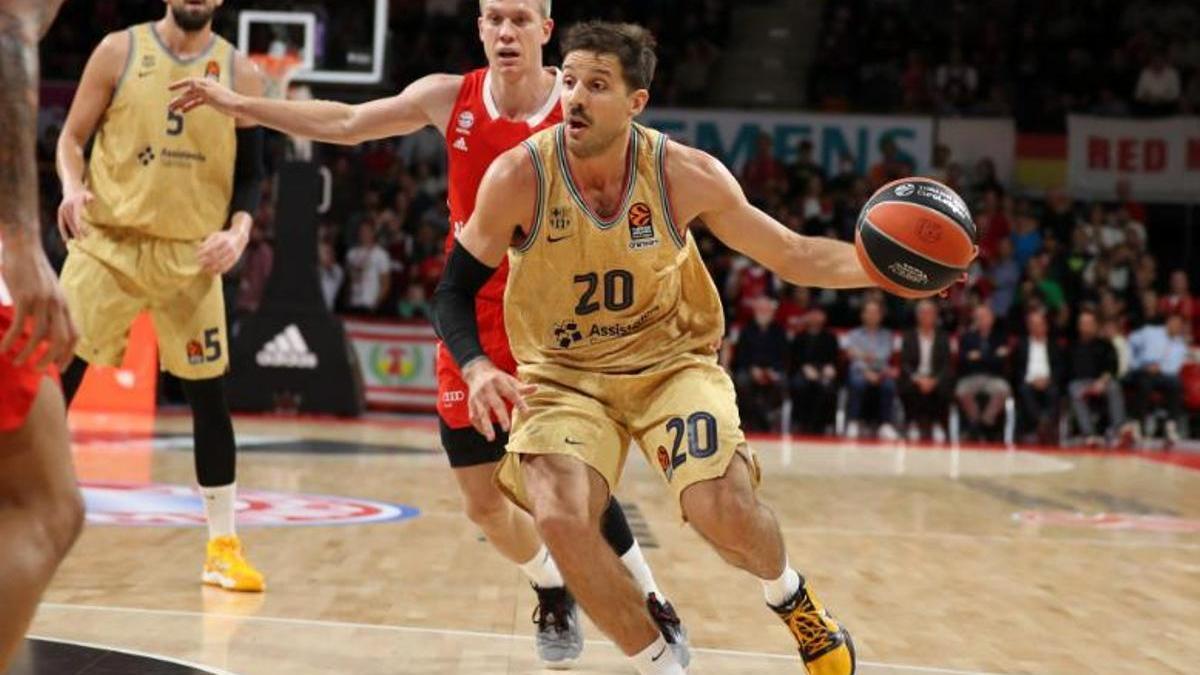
667, 141, 874, 290
0, 0, 77, 368
0, 7, 40, 241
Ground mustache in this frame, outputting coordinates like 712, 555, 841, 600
567, 107, 591, 124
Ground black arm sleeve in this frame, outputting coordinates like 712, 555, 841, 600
431, 241, 497, 369
229, 127, 264, 217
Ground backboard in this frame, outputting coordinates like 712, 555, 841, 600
223, 0, 389, 86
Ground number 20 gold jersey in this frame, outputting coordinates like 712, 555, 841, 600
504, 123, 725, 374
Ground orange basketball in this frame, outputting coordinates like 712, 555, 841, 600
854, 177, 977, 299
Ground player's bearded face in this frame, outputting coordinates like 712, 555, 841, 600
167, 0, 221, 33
561, 53, 649, 158
478, 0, 551, 72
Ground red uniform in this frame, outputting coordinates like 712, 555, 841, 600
0, 268, 51, 433
436, 67, 563, 429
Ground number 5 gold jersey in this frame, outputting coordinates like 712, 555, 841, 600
83, 23, 236, 240
505, 123, 724, 374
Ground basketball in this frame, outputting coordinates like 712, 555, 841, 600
855, 177, 978, 298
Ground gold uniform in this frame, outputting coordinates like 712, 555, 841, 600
496, 123, 760, 516
61, 23, 237, 379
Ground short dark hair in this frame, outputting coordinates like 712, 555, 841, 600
561, 21, 657, 91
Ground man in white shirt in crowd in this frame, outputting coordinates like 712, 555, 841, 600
345, 222, 391, 314
317, 240, 344, 311
1134, 51, 1182, 115
1014, 308, 1063, 444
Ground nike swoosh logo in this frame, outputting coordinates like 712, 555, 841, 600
564, 438, 584, 446
651, 645, 667, 661
547, 235, 572, 243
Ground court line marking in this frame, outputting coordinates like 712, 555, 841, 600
413, 510, 1200, 551
38, 602, 1001, 675
26, 633, 238, 675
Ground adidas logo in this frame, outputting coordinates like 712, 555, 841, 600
452, 137, 468, 152
256, 324, 318, 369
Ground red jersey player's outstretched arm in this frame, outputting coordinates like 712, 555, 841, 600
0, 0, 76, 368
665, 140, 874, 290
169, 71, 464, 144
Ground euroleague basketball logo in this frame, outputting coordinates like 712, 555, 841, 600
628, 202, 659, 250
893, 183, 916, 197
204, 60, 220, 81
82, 482, 419, 528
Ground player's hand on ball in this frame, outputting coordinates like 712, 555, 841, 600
56, 187, 93, 241
168, 77, 241, 115
197, 229, 248, 275
0, 239, 78, 369
462, 358, 537, 441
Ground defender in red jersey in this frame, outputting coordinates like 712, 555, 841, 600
0, 2, 84, 669
168, 0, 688, 666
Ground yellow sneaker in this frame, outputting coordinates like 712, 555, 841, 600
203, 536, 266, 592
771, 580, 855, 674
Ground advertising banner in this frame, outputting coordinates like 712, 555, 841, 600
344, 320, 438, 411
641, 107, 934, 176
1068, 115, 1200, 203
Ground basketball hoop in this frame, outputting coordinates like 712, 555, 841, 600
250, 51, 303, 100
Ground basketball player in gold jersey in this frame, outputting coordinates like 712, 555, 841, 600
434, 22, 866, 674
167, 0, 690, 662
0, 1, 84, 668
54, 0, 266, 592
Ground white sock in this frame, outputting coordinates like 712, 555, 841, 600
762, 559, 801, 607
518, 545, 564, 589
201, 483, 236, 540
630, 634, 684, 674
621, 541, 663, 599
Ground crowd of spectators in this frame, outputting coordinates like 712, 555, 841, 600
29, 1, 1200, 443
810, 0, 1200, 128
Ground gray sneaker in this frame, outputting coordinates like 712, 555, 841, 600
647, 593, 691, 668
532, 585, 583, 666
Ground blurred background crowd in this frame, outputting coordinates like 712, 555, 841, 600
33, 0, 1200, 445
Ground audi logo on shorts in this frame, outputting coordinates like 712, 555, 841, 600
442, 390, 466, 403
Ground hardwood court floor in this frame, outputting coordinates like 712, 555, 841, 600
24, 412, 1200, 674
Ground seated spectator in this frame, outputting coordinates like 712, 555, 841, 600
1133, 50, 1181, 116
740, 133, 787, 205
346, 222, 392, 315
988, 238, 1020, 318
867, 136, 911, 189
1013, 308, 1064, 444
1066, 309, 1131, 447
1104, 318, 1132, 378
1158, 269, 1195, 338
956, 304, 1011, 441
898, 300, 952, 442
789, 307, 840, 434
1126, 313, 1190, 445
843, 299, 898, 440
234, 223, 273, 317
934, 46, 979, 112
731, 297, 789, 432
318, 240, 344, 311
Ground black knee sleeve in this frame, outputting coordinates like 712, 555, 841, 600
60, 357, 89, 405
181, 376, 236, 487
601, 498, 636, 556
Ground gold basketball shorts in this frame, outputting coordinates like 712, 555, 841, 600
60, 225, 228, 380
496, 352, 760, 519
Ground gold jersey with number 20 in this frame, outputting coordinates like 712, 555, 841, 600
505, 123, 725, 374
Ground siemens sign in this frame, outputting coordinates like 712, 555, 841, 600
641, 108, 933, 176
